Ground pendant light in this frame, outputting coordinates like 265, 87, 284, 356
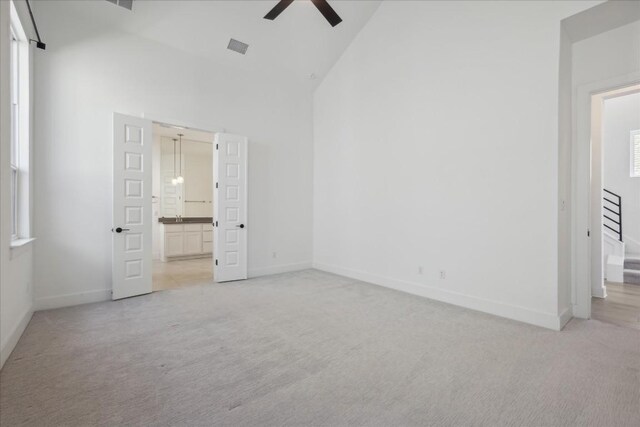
171, 138, 178, 186
176, 133, 185, 184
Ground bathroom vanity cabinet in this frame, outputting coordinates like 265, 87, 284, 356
159, 222, 213, 261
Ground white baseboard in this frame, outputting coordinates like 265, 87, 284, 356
592, 285, 607, 299
1, 307, 33, 369
35, 289, 111, 311
249, 261, 312, 278
32, 262, 311, 312
313, 262, 565, 331
558, 306, 573, 330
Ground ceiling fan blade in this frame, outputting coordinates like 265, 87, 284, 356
264, 0, 295, 20
310, 0, 342, 27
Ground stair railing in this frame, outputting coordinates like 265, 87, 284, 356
603, 188, 622, 242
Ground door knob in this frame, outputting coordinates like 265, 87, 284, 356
236, 224, 245, 229
114, 227, 130, 233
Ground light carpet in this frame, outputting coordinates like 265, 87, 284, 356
1, 269, 639, 426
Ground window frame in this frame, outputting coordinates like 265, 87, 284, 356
9, 1, 32, 244
10, 26, 20, 240
631, 129, 640, 178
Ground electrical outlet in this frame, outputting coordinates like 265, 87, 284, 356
440, 270, 446, 280
418, 266, 423, 275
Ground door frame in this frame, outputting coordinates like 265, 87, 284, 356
571, 74, 640, 318
113, 112, 233, 295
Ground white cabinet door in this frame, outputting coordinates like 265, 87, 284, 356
165, 233, 184, 257
213, 133, 248, 282
184, 231, 203, 255
112, 113, 153, 300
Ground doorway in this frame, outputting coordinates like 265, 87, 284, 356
111, 113, 249, 300
151, 122, 215, 291
590, 89, 640, 329
572, 83, 640, 325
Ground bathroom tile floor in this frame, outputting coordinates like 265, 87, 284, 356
152, 257, 213, 291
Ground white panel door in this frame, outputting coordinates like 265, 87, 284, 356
112, 113, 153, 300
213, 133, 248, 282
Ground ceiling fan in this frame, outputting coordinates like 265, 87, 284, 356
264, 0, 343, 27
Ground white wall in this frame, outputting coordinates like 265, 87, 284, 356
0, 0, 34, 368
603, 93, 640, 254
32, 3, 313, 309
572, 21, 640, 88
313, 0, 601, 330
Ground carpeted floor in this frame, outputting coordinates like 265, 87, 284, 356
1, 269, 639, 426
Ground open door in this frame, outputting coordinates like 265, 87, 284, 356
213, 133, 248, 282
112, 113, 153, 299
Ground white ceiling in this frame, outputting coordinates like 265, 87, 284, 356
34, 0, 382, 87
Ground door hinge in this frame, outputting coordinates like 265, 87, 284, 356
215, 259, 218, 266
216, 182, 218, 189
215, 221, 218, 227
216, 144, 218, 150
587, 229, 590, 237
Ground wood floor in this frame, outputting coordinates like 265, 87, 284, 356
152, 257, 213, 291
592, 282, 640, 330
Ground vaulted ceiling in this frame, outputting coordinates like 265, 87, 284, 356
33, 0, 382, 87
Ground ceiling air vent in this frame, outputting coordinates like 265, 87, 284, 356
227, 38, 249, 55
106, 0, 133, 11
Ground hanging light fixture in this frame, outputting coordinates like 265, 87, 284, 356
176, 133, 185, 184
171, 138, 178, 186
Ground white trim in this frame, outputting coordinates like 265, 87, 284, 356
248, 262, 312, 278
313, 263, 566, 331
592, 285, 607, 299
9, 237, 35, 259
35, 289, 111, 311
10, 237, 35, 248
0, 307, 33, 369
572, 74, 640, 320
9, 0, 33, 243
558, 306, 573, 330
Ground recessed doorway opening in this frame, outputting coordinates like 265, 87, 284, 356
151, 123, 215, 292
591, 88, 640, 329
112, 113, 248, 301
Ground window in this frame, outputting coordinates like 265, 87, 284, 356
632, 130, 640, 178
9, 1, 31, 243
10, 28, 19, 239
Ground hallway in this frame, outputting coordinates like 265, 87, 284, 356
592, 282, 640, 330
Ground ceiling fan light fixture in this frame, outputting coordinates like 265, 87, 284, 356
263, 0, 343, 27
177, 133, 184, 184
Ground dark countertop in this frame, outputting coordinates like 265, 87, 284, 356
158, 217, 213, 224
